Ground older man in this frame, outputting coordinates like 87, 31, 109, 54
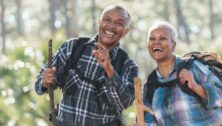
35, 5, 138, 126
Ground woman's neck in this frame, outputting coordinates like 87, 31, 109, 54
156, 55, 176, 78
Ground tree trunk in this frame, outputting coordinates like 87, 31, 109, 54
16, 0, 24, 36
163, 0, 170, 21
209, 0, 215, 40
63, 0, 70, 37
0, 0, 6, 54
70, 0, 79, 37
91, 0, 96, 34
48, 0, 56, 35
64, 0, 79, 38
174, 0, 191, 44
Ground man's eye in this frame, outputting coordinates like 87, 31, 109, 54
104, 18, 111, 22
116, 22, 124, 27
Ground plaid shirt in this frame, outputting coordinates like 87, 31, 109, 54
35, 35, 138, 126
144, 56, 222, 126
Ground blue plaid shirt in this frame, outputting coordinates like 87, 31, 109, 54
143, 56, 222, 126
35, 35, 138, 126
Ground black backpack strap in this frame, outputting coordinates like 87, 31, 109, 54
68, 37, 90, 70
146, 70, 158, 104
112, 48, 129, 76
61, 37, 90, 89
146, 70, 178, 104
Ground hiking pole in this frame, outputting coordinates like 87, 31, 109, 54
48, 39, 57, 126
134, 77, 146, 126
134, 77, 155, 126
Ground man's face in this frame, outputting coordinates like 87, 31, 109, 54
98, 8, 129, 49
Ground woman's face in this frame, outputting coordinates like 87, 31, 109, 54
148, 27, 176, 62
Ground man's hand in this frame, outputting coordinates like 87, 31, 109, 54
93, 43, 114, 78
42, 67, 56, 88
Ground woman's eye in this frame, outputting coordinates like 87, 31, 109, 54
149, 37, 155, 41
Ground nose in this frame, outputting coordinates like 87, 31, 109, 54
150, 39, 160, 44
107, 21, 117, 29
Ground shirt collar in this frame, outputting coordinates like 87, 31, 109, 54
156, 56, 181, 81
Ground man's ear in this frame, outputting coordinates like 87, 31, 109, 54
122, 28, 130, 38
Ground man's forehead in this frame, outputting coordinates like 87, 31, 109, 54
103, 9, 128, 20
103, 7, 128, 17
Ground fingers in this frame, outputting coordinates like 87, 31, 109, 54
94, 43, 106, 50
93, 43, 109, 63
179, 69, 189, 84
42, 67, 56, 88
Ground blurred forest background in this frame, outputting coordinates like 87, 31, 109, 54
0, 0, 222, 126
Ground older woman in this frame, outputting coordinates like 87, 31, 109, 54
142, 21, 222, 126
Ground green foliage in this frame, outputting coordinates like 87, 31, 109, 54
0, 39, 50, 126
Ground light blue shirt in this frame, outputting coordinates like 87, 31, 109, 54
143, 56, 222, 126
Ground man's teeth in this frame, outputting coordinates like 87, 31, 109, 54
153, 48, 163, 52
105, 31, 115, 36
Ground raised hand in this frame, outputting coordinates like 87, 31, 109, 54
93, 43, 114, 78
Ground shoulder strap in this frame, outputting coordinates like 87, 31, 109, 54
146, 70, 158, 104
61, 37, 90, 89
68, 37, 90, 70
112, 48, 129, 75
176, 58, 198, 97
146, 70, 178, 104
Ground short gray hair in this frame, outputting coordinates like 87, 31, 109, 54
100, 5, 131, 27
148, 21, 177, 42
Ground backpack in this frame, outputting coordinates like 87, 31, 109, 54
145, 51, 222, 104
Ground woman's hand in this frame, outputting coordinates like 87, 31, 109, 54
179, 69, 197, 89
179, 69, 207, 99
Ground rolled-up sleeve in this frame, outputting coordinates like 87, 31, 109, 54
192, 61, 222, 108
104, 58, 138, 112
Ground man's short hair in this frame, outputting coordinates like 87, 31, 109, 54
100, 5, 131, 27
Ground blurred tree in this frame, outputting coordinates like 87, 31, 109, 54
64, 0, 79, 37
174, 0, 191, 44
48, 0, 57, 35
91, 0, 97, 34
209, 0, 215, 40
0, 0, 6, 54
15, 0, 24, 36
163, 0, 170, 21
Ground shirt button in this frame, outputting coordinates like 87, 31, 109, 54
169, 106, 172, 110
